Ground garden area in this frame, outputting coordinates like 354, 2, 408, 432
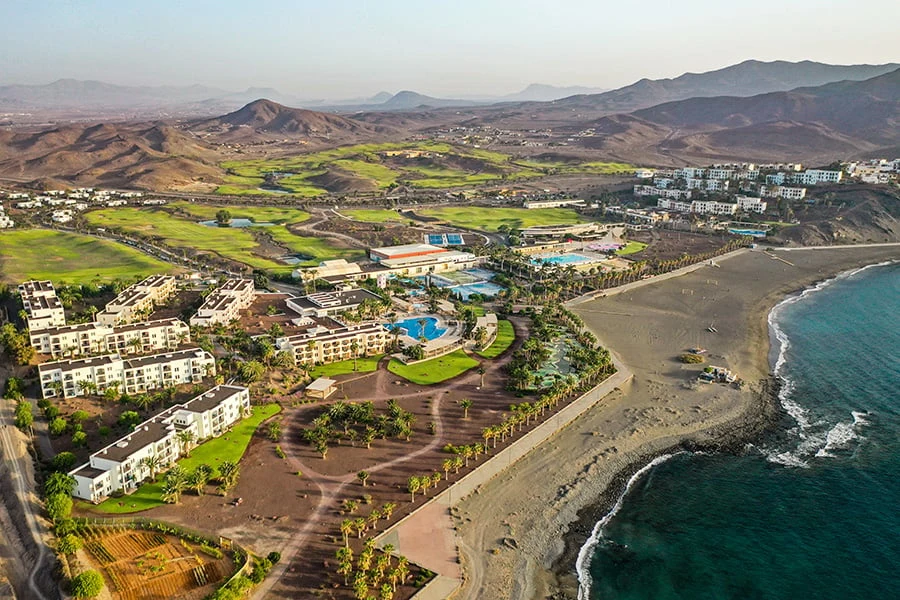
387, 350, 480, 385
475, 320, 515, 359
415, 206, 588, 232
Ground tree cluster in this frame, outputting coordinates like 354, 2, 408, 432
302, 400, 416, 459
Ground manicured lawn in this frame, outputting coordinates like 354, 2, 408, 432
387, 350, 480, 385
616, 241, 648, 256
309, 354, 384, 379
87, 404, 281, 514
416, 207, 588, 232
341, 209, 409, 223
0, 229, 175, 285
476, 320, 515, 359
265, 228, 364, 266
171, 202, 311, 224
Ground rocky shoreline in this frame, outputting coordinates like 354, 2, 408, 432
548, 377, 783, 598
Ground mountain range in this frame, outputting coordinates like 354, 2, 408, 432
0, 60, 897, 189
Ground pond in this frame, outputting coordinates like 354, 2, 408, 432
199, 219, 275, 228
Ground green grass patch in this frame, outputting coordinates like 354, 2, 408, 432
309, 354, 384, 379
615, 241, 648, 256
416, 207, 588, 232
170, 202, 310, 225
387, 350, 480, 385
0, 229, 175, 285
475, 320, 515, 359
88, 404, 281, 514
85, 207, 354, 273
340, 209, 409, 223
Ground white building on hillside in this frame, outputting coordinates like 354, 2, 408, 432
735, 196, 768, 213
70, 385, 250, 502
19, 280, 66, 331
275, 317, 389, 365
759, 185, 807, 200
97, 275, 177, 326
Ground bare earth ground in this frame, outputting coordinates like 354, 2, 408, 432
452, 244, 900, 600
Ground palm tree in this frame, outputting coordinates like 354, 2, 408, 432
407, 476, 421, 502
350, 339, 360, 371
381, 502, 396, 521
442, 458, 453, 480
458, 398, 473, 419
340, 519, 354, 547
336, 546, 353, 584
420, 475, 432, 497
343, 498, 359, 514
177, 430, 196, 458
353, 517, 367, 538
477, 366, 486, 387
216, 460, 240, 496
186, 467, 209, 496
141, 455, 162, 482
161, 466, 187, 504
368, 509, 381, 530
430, 472, 441, 491
357, 470, 370, 487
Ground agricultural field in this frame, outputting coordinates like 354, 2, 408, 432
475, 320, 515, 359
0, 229, 175, 285
387, 350, 480, 385
217, 141, 631, 196
90, 404, 281, 514
415, 206, 588, 231
84, 206, 358, 272
80, 527, 233, 600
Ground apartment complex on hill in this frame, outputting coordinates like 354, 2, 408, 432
275, 316, 390, 366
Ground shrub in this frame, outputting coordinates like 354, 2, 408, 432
71, 431, 88, 447
266, 551, 281, 564
274, 446, 286, 459
57, 534, 83, 555
51, 452, 77, 472
679, 353, 705, 364
118, 411, 141, 429
46, 493, 73, 523
199, 544, 223, 559
14, 400, 33, 431
70, 570, 104, 598
48, 417, 68, 436
71, 410, 90, 424
44, 405, 60, 419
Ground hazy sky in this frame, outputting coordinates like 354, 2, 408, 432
3, 0, 899, 98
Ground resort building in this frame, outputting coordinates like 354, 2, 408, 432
685, 178, 729, 192
522, 198, 585, 209
634, 185, 693, 200
96, 275, 177, 326
29, 318, 190, 359
18, 280, 66, 331
69, 385, 250, 502
305, 377, 338, 400
275, 316, 389, 365
286, 288, 384, 318
189, 278, 256, 327
38, 347, 215, 399
520, 222, 604, 240
634, 168, 656, 179
759, 185, 807, 200
370, 243, 449, 262
735, 196, 768, 214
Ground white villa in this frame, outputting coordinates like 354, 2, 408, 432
189, 278, 256, 327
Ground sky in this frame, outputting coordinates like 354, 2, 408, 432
2, 0, 899, 99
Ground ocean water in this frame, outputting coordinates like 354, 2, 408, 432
578, 261, 900, 600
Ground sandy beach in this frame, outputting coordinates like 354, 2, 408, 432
451, 245, 900, 600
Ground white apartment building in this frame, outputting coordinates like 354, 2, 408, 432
286, 288, 384, 318
522, 199, 585, 209
97, 275, 177, 326
19, 280, 66, 331
634, 169, 656, 179
29, 318, 190, 359
275, 317, 390, 366
685, 178, 729, 192
656, 199, 694, 212
189, 278, 255, 327
634, 185, 693, 200
691, 200, 738, 215
706, 169, 736, 180
38, 347, 215, 399
795, 169, 843, 185
0, 208, 13, 229
70, 385, 250, 502
735, 196, 768, 214
653, 177, 675, 189
759, 185, 807, 200
674, 168, 706, 179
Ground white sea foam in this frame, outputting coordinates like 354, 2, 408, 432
761, 263, 893, 467
576, 453, 679, 600
815, 411, 870, 458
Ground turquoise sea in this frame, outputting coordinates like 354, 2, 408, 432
578, 261, 900, 599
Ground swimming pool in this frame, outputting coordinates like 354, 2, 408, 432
728, 228, 768, 238
386, 316, 446, 341
453, 282, 505, 300
530, 253, 596, 266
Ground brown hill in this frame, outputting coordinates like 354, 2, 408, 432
189, 99, 394, 142
582, 69, 900, 163
0, 122, 222, 189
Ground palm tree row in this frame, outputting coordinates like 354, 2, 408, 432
336, 539, 410, 599
338, 502, 397, 546
159, 460, 240, 504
